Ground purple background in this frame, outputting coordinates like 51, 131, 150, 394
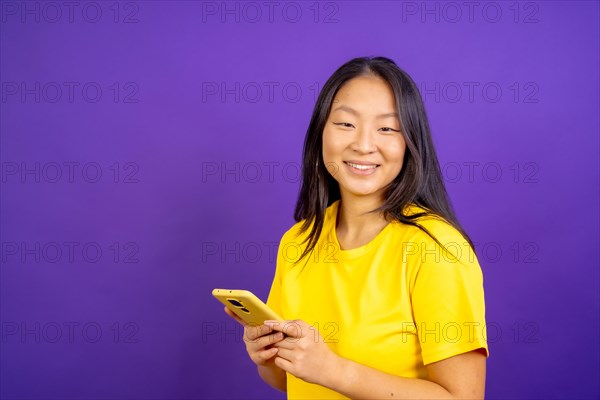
1, 1, 598, 399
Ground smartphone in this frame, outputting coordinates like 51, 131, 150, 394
212, 289, 284, 326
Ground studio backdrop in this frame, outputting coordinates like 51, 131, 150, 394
1, 1, 598, 399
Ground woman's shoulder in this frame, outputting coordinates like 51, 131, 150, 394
389, 203, 478, 267
391, 203, 467, 245
278, 200, 339, 245
279, 220, 310, 246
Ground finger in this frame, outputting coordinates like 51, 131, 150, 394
274, 347, 294, 361
224, 307, 248, 327
273, 355, 293, 373
247, 330, 284, 349
256, 347, 278, 362
265, 320, 304, 338
244, 324, 275, 341
272, 337, 297, 349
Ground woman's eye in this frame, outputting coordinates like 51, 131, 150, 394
333, 122, 354, 128
332, 123, 399, 132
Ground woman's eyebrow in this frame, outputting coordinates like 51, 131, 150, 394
332, 104, 399, 119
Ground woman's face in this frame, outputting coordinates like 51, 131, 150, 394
322, 74, 406, 202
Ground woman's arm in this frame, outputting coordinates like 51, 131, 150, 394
257, 364, 287, 392
267, 320, 486, 399
325, 349, 486, 399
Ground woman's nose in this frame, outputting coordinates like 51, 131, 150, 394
351, 127, 377, 153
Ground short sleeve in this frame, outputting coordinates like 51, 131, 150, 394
410, 225, 490, 365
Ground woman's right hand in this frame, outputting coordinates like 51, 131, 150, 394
223, 306, 285, 366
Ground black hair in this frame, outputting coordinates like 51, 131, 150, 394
293, 56, 475, 264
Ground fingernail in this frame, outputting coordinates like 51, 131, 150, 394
264, 320, 278, 325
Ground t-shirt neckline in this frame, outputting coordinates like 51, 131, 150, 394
329, 200, 395, 260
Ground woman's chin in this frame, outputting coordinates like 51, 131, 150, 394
341, 186, 381, 198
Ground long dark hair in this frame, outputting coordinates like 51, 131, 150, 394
293, 56, 475, 264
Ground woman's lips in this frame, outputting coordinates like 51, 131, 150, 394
343, 161, 380, 175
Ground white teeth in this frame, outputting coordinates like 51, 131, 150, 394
347, 162, 378, 170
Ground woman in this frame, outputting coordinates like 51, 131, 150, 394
225, 56, 489, 399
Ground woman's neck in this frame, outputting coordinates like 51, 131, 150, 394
336, 192, 389, 245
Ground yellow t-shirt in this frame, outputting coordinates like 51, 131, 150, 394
266, 200, 489, 399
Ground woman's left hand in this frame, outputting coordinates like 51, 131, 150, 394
264, 319, 340, 386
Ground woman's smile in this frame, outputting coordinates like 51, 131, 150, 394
343, 161, 380, 175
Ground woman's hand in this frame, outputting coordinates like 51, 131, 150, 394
265, 319, 340, 387
223, 307, 285, 367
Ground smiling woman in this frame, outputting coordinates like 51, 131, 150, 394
225, 56, 489, 399
322, 75, 407, 248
